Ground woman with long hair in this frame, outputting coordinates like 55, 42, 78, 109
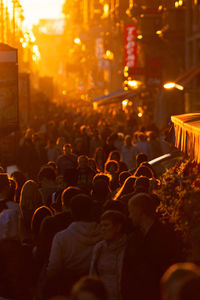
114, 176, 136, 202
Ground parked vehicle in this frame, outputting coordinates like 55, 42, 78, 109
148, 151, 184, 177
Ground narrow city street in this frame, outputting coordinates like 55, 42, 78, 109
0, 1, 200, 300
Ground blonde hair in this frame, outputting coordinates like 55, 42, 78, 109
20, 180, 43, 212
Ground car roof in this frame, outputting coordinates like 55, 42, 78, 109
148, 153, 172, 165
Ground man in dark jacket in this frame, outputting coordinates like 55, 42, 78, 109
44, 194, 101, 298
76, 155, 96, 192
35, 186, 82, 268
56, 143, 78, 177
121, 193, 182, 300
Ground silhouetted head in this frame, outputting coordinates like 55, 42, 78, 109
71, 276, 108, 300
61, 186, 82, 209
128, 193, 156, 227
105, 160, 119, 174
161, 263, 200, 300
38, 166, 56, 184
70, 194, 93, 221
118, 171, 132, 187
136, 153, 148, 168
134, 165, 154, 179
134, 176, 150, 193
31, 205, 53, 238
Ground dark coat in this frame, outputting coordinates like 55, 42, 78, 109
34, 211, 73, 268
0, 239, 34, 300
76, 167, 96, 192
56, 153, 78, 176
121, 219, 183, 300
17, 140, 39, 177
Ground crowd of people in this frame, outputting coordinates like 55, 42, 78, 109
0, 104, 198, 300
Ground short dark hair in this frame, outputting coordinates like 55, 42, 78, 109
134, 176, 150, 192
101, 210, 126, 232
178, 276, 200, 300
78, 155, 88, 162
63, 143, 72, 151
71, 276, 107, 300
119, 171, 132, 186
61, 186, 82, 208
105, 160, 119, 173
92, 173, 110, 185
108, 150, 121, 162
70, 194, 93, 221
0, 173, 10, 193
161, 263, 200, 300
47, 161, 57, 171
134, 165, 154, 178
31, 205, 53, 236
38, 166, 56, 182
11, 171, 26, 189
136, 153, 148, 167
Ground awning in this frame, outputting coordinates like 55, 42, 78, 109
93, 89, 138, 106
171, 113, 200, 163
175, 65, 200, 87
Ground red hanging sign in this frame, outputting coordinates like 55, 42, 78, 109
124, 24, 137, 68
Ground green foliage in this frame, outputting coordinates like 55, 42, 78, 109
156, 159, 200, 261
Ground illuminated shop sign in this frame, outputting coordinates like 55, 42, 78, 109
124, 24, 137, 68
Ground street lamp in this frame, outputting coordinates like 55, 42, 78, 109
0, 0, 4, 42
127, 80, 143, 89
137, 34, 143, 40
163, 82, 184, 90
163, 82, 176, 89
11, 0, 18, 43
74, 37, 81, 45
122, 99, 128, 106
104, 50, 114, 60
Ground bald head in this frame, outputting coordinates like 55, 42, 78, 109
161, 263, 200, 300
128, 193, 157, 226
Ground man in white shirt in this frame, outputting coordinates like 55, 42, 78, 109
121, 135, 139, 170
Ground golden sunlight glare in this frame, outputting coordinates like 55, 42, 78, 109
163, 82, 176, 89
156, 30, 162, 35
103, 4, 109, 18
20, 0, 65, 27
122, 99, 128, 107
137, 34, 143, 40
104, 50, 114, 60
127, 80, 142, 89
22, 42, 27, 48
175, 1, 179, 8
175, 84, 184, 91
164, 82, 184, 90
6, 0, 13, 16
74, 38, 81, 45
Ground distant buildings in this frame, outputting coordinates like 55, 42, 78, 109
32, 19, 66, 79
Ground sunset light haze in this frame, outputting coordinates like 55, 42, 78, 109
20, 0, 65, 27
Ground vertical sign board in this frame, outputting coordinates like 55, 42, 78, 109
124, 24, 137, 69
0, 43, 18, 166
0, 43, 18, 135
96, 37, 105, 70
146, 56, 162, 87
